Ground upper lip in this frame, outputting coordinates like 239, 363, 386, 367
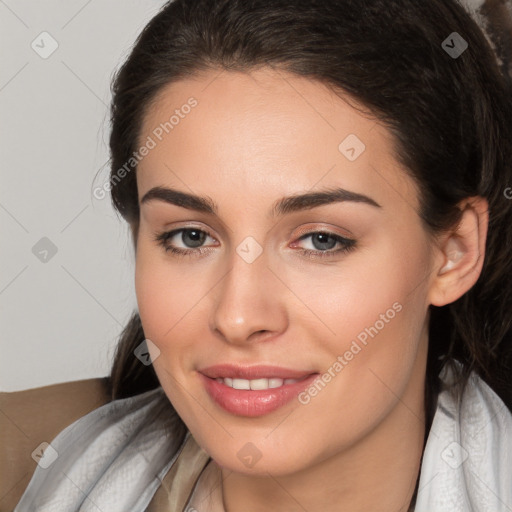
199, 364, 317, 380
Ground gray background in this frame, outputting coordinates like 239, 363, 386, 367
0, 0, 167, 391
0, 0, 486, 392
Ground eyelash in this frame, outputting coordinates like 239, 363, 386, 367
152, 228, 356, 260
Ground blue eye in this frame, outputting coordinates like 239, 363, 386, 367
153, 228, 215, 257
294, 231, 356, 259
153, 228, 356, 260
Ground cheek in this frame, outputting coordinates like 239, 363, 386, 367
135, 243, 204, 343
135, 251, 171, 342
134, 249, 201, 412
134, 242, 221, 403
289, 230, 430, 344
292, 232, 430, 418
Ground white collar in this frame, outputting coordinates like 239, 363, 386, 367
415, 365, 512, 511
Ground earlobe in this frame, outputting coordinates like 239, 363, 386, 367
428, 197, 489, 307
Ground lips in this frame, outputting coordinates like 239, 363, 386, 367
199, 364, 315, 380
198, 364, 319, 417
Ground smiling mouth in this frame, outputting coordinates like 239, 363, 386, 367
198, 365, 320, 417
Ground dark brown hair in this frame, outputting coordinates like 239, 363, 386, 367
103, 0, 512, 426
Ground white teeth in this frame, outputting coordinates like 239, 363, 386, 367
218, 377, 299, 390
269, 378, 284, 388
232, 378, 251, 390
250, 378, 269, 390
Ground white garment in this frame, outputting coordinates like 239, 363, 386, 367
14, 367, 512, 512
414, 369, 512, 511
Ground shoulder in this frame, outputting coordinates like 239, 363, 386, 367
14, 385, 188, 512
415, 365, 512, 511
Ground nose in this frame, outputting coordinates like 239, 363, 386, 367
210, 244, 288, 346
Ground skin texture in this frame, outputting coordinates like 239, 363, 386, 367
133, 68, 488, 511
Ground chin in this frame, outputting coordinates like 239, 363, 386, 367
193, 428, 324, 477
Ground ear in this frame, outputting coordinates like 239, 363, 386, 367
428, 196, 489, 307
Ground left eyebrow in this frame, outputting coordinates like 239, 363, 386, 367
139, 185, 381, 216
271, 187, 381, 217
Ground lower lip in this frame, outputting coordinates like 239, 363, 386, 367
200, 373, 319, 417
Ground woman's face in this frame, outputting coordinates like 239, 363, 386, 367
134, 67, 437, 475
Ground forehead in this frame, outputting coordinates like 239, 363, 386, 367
136, 67, 419, 216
